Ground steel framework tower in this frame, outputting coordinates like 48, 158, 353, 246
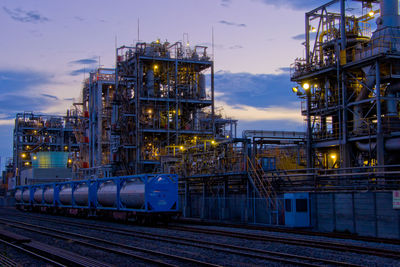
291, 0, 400, 170
111, 41, 217, 175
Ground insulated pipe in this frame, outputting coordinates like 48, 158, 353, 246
386, 81, 400, 116
356, 137, 400, 151
356, 141, 376, 152
385, 137, 400, 150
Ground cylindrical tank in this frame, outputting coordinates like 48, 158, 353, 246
15, 189, 22, 202
74, 184, 89, 206
198, 74, 206, 98
97, 182, 117, 207
44, 188, 54, 204
22, 189, 30, 203
59, 186, 72, 205
380, 0, 400, 28
120, 180, 145, 208
34, 188, 43, 203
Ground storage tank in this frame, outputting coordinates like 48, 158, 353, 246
59, 186, 72, 205
120, 180, 145, 208
44, 187, 54, 204
15, 189, 22, 202
74, 184, 89, 206
97, 181, 117, 207
34, 188, 43, 203
22, 189, 30, 203
97, 179, 145, 208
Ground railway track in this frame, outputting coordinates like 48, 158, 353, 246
0, 234, 109, 267
1, 211, 372, 267
177, 218, 400, 246
0, 217, 221, 267
166, 225, 400, 260
0, 252, 17, 267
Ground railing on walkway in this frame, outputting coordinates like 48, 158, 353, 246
266, 165, 400, 191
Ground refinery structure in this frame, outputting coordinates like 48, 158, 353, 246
6, 0, 400, 238
290, 0, 400, 189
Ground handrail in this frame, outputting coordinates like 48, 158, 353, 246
246, 156, 276, 208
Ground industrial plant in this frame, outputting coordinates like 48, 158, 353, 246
4, 0, 400, 241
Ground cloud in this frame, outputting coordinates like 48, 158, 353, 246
0, 69, 62, 117
0, 113, 15, 125
292, 32, 317, 41
257, 0, 322, 9
70, 68, 90, 76
197, 42, 242, 50
211, 71, 299, 108
0, 69, 67, 159
70, 58, 98, 65
217, 101, 302, 123
63, 98, 75, 101
219, 20, 246, 28
41, 94, 59, 100
74, 16, 84, 22
209, 71, 304, 132
276, 67, 290, 73
0, 94, 59, 117
3, 7, 49, 23
221, 0, 232, 7
0, 70, 52, 94
228, 45, 243, 50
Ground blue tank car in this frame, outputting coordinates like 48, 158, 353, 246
15, 174, 179, 223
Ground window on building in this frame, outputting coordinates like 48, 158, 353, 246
296, 199, 308, 212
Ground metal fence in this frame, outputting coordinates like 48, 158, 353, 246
180, 195, 285, 226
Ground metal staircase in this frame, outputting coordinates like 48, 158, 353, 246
246, 156, 276, 202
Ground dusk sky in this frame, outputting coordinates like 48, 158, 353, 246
0, 0, 345, 165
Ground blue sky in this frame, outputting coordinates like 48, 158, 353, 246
0, 0, 334, 164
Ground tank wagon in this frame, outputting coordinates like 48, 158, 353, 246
15, 174, 179, 223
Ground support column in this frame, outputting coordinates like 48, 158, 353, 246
341, 71, 350, 168
222, 179, 228, 220
201, 181, 206, 219
376, 61, 384, 166
340, 0, 350, 168
184, 180, 190, 217
211, 62, 215, 136
306, 91, 313, 169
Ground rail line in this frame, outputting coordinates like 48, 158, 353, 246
0, 217, 220, 267
3, 211, 366, 267
177, 218, 400, 246
0, 236, 101, 267
166, 225, 400, 260
0, 252, 17, 267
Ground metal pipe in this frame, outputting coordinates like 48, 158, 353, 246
376, 61, 384, 165
340, 0, 346, 49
